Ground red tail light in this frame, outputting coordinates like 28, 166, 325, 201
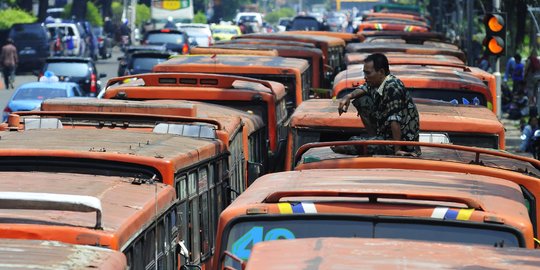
182, 43, 189, 54
90, 73, 97, 93
3, 107, 11, 114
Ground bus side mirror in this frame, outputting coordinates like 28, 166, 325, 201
177, 240, 190, 259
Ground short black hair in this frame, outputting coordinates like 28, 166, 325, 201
515, 54, 521, 63
365, 53, 390, 75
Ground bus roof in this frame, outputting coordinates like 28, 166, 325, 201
222, 169, 530, 239
364, 12, 428, 22
40, 98, 263, 137
289, 99, 504, 137
190, 47, 279, 56
216, 38, 316, 48
0, 128, 224, 184
153, 55, 310, 73
0, 171, 176, 250
333, 65, 490, 96
283, 31, 365, 43
360, 30, 446, 42
103, 73, 287, 101
345, 52, 464, 66
234, 33, 346, 47
209, 43, 324, 58
358, 22, 430, 32
346, 42, 466, 62
0, 239, 127, 269
246, 238, 540, 270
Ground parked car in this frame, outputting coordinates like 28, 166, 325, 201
287, 15, 329, 31
8, 23, 51, 71
141, 29, 191, 54
177, 23, 214, 47
3, 81, 83, 121
210, 24, 242, 41
117, 45, 168, 76
123, 51, 175, 75
276, 17, 292, 32
40, 57, 106, 97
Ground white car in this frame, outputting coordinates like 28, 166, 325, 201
46, 22, 86, 57
234, 12, 263, 26
176, 23, 213, 47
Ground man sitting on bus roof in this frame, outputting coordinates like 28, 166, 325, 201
335, 53, 420, 156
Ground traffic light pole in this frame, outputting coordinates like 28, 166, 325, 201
494, 0, 502, 119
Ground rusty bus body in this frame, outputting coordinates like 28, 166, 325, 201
243, 238, 540, 270
101, 73, 287, 172
0, 171, 178, 269
333, 64, 497, 113
0, 239, 128, 269
294, 140, 540, 239
232, 33, 346, 78
284, 99, 504, 170
346, 42, 466, 62
0, 128, 231, 268
213, 168, 534, 269
152, 55, 310, 114
200, 43, 326, 90
37, 97, 265, 189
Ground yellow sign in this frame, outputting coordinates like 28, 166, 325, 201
162, 0, 180, 10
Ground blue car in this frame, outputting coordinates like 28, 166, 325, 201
3, 81, 84, 121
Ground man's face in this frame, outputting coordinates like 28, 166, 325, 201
363, 61, 385, 87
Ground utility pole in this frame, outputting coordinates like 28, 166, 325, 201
494, 0, 502, 119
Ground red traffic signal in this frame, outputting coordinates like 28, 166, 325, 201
483, 13, 506, 56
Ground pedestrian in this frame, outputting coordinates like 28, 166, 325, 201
512, 54, 525, 94
0, 38, 18, 90
504, 54, 517, 83
164, 16, 175, 29
518, 115, 539, 155
524, 49, 540, 112
334, 53, 421, 156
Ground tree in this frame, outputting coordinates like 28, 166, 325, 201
71, 0, 88, 20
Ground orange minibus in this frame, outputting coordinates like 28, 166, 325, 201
102, 73, 288, 172
294, 140, 540, 240
0, 126, 228, 268
213, 168, 535, 269
284, 99, 505, 170
152, 55, 311, 114
38, 97, 265, 189
346, 42, 466, 62
333, 64, 497, 113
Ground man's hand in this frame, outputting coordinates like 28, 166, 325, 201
338, 95, 351, 116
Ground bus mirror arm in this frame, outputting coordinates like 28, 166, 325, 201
177, 240, 190, 259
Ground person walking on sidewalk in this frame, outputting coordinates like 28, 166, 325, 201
0, 38, 17, 90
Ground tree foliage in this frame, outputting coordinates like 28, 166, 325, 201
0, 8, 36, 30
264, 8, 295, 24
63, 1, 104, 26
135, 3, 151, 27
193, 11, 208, 24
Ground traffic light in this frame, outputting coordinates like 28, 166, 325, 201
483, 12, 506, 57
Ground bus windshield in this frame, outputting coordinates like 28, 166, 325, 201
223, 217, 521, 264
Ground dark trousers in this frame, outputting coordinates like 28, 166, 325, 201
2, 66, 14, 89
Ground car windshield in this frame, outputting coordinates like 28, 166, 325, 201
290, 18, 320, 30
213, 28, 238, 34
46, 62, 90, 77
223, 217, 521, 265
131, 57, 168, 72
13, 87, 67, 100
11, 25, 46, 40
146, 33, 185, 44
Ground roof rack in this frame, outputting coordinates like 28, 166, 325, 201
264, 191, 484, 210
0, 192, 103, 229
11, 111, 223, 131
294, 140, 540, 173
106, 72, 275, 94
